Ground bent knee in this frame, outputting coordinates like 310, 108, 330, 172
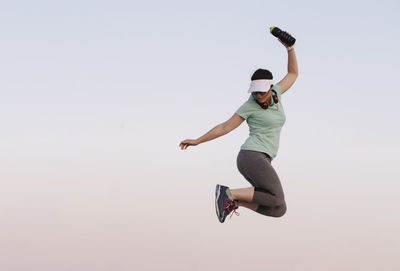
256, 203, 287, 217
273, 204, 287, 217
268, 194, 285, 208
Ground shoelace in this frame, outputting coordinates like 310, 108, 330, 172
224, 199, 240, 219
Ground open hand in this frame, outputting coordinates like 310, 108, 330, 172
179, 139, 199, 150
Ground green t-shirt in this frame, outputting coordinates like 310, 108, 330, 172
235, 84, 286, 160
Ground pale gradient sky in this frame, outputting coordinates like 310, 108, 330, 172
1, 0, 400, 270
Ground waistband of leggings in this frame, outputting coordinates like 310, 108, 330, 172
239, 149, 271, 160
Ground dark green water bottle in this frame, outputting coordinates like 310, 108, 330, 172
270, 26, 296, 47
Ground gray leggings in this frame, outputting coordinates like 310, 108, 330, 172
236, 150, 287, 217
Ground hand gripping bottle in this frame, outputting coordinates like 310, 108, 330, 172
269, 26, 296, 47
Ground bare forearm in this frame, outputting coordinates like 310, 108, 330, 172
196, 123, 227, 144
287, 49, 298, 74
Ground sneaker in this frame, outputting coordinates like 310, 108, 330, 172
215, 184, 239, 223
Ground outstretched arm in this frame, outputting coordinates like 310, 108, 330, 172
179, 113, 244, 150
276, 33, 299, 94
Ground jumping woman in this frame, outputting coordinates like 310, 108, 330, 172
179, 32, 298, 223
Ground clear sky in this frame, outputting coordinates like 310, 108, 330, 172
1, 0, 399, 270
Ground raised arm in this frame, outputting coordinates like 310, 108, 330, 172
276, 35, 299, 94
179, 113, 244, 150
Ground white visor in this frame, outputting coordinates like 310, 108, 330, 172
248, 79, 274, 93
